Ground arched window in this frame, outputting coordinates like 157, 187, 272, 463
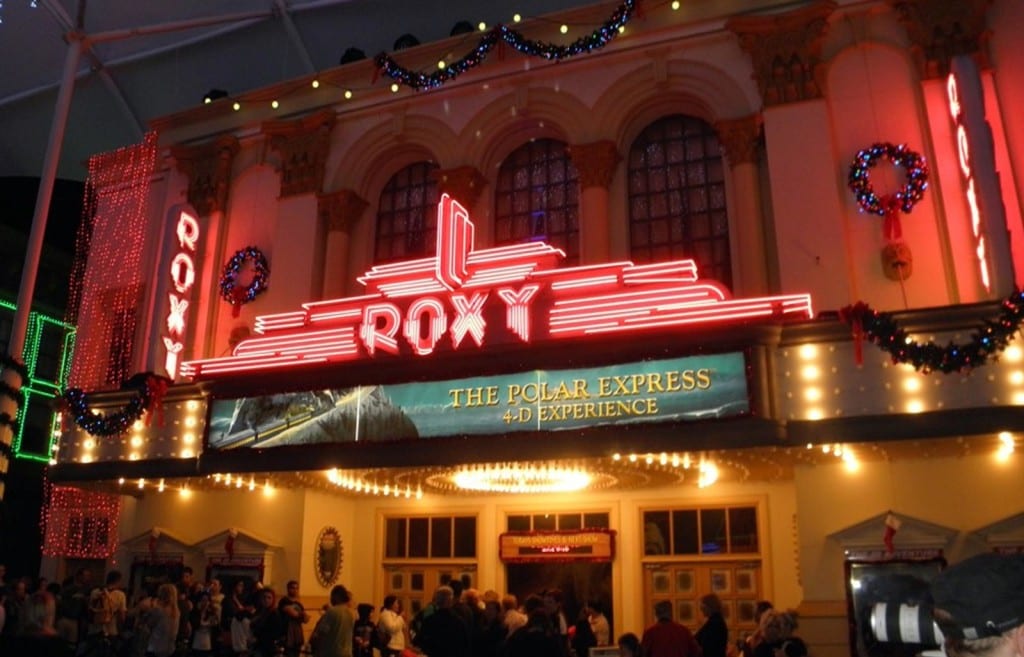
628, 115, 731, 287
375, 161, 440, 263
494, 138, 579, 265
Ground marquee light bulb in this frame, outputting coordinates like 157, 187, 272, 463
513, 13, 521, 23
478, 22, 486, 31
271, 100, 279, 109
311, 79, 320, 89
560, 24, 568, 34
390, 83, 399, 93
344, 89, 353, 99
671, 0, 680, 9
232, 102, 241, 111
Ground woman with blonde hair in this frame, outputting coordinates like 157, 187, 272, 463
146, 583, 181, 657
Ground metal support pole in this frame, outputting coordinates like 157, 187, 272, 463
0, 35, 83, 499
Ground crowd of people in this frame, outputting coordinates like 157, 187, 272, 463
7, 551, 1024, 657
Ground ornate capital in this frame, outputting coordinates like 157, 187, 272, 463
171, 136, 240, 216
317, 189, 367, 234
567, 141, 621, 189
262, 109, 337, 197
727, 1, 837, 106
884, 0, 993, 79
430, 166, 488, 207
715, 115, 763, 166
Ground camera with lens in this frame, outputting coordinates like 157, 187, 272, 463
869, 602, 943, 646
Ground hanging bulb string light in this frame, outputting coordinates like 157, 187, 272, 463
839, 288, 1024, 373
375, 0, 636, 91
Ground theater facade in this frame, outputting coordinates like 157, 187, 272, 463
44, 1, 1024, 656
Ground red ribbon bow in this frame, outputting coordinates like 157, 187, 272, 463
839, 302, 872, 366
881, 196, 903, 242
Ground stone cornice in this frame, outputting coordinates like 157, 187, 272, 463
430, 166, 488, 208
714, 115, 763, 166
567, 141, 621, 189
170, 135, 240, 217
884, 0, 993, 79
727, 1, 838, 106
317, 189, 367, 234
262, 109, 337, 197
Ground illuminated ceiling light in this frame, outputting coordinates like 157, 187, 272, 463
130, 435, 142, 448
683, 453, 691, 469
183, 433, 195, 445
263, 479, 274, 497
118, 478, 125, 485
833, 444, 843, 457
1010, 371, 1023, 385
225, 474, 233, 486
803, 387, 822, 402
186, 400, 199, 410
185, 417, 197, 428
203, 88, 228, 104
416, 485, 423, 499
79, 454, 93, 463
659, 452, 668, 465
902, 378, 921, 392
129, 452, 140, 461
671, 453, 680, 467
999, 431, 1014, 446
249, 477, 256, 492
628, 453, 637, 463
83, 438, 95, 450
405, 486, 412, 499
179, 485, 192, 499
311, 79, 320, 89
158, 479, 166, 493
1005, 346, 1022, 362
843, 451, 860, 472
806, 443, 813, 449
645, 453, 654, 465
822, 444, 831, 454
697, 461, 718, 488
452, 463, 591, 493
213, 473, 222, 483
801, 365, 820, 381
180, 449, 194, 459
612, 453, 621, 461
798, 344, 818, 360
906, 400, 924, 413
1014, 392, 1024, 405
671, 0, 680, 9
138, 478, 146, 489
133, 420, 144, 430
806, 408, 824, 420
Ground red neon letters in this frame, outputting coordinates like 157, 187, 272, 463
948, 72, 991, 292
163, 208, 201, 378
181, 195, 812, 378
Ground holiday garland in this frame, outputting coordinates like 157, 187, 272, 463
63, 372, 172, 437
376, 0, 636, 91
848, 142, 929, 241
839, 289, 1024, 373
220, 246, 270, 317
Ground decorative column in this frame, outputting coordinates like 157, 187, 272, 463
262, 109, 336, 198
883, 0, 992, 79
172, 135, 240, 218
171, 136, 240, 358
727, 2, 851, 312
568, 141, 620, 264
262, 110, 337, 305
715, 115, 770, 295
318, 189, 368, 300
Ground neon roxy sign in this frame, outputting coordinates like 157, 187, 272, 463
181, 195, 812, 378
163, 207, 201, 378
947, 71, 991, 291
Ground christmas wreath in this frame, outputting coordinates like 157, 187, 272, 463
839, 288, 1024, 373
848, 142, 929, 241
63, 372, 172, 437
220, 246, 269, 317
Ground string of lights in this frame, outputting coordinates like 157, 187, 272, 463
63, 372, 171, 437
375, 0, 636, 90
41, 484, 122, 559
66, 133, 158, 390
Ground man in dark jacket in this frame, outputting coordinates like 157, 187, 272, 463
414, 586, 470, 657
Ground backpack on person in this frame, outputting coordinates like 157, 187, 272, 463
89, 587, 114, 627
